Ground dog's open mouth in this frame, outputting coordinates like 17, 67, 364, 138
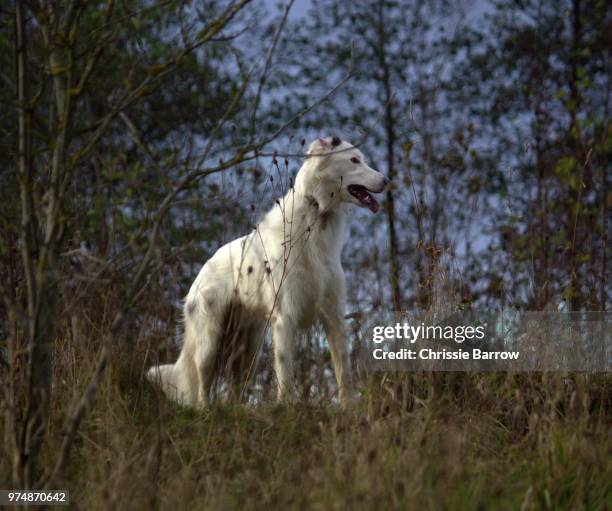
348, 185, 380, 213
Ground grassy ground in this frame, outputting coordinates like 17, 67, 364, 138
2, 345, 611, 510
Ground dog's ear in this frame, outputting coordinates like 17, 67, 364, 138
316, 137, 330, 149
308, 137, 330, 155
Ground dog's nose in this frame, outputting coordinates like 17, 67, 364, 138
383, 177, 391, 187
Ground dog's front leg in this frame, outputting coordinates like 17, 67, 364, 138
320, 312, 355, 407
272, 316, 297, 402
320, 280, 356, 407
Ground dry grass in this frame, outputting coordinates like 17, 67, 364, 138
1, 335, 610, 510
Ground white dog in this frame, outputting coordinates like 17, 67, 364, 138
147, 136, 389, 407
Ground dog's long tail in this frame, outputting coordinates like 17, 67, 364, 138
146, 346, 198, 406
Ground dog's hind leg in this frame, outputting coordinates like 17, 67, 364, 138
195, 329, 221, 408
185, 297, 223, 408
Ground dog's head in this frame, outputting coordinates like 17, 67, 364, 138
302, 136, 390, 213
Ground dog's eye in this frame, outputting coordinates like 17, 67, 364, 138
350, 157, 360, 164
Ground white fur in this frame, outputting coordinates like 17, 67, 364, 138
147, 136, 388, 407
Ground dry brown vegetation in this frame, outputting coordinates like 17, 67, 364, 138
1, 327, 609, 510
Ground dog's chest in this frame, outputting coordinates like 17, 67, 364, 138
280, 237, 339, 328
281, 261, 323, 328
247, 199, 346, 327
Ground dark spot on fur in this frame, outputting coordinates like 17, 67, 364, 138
330, 192, 334, 198
320, 211, 334, 230
187, 302, 198, 316
331, 136, 341, 147
247, 266, 253, 274
265, 266, 271, 275
206, 299, 214, 308
306, 195, 319, 209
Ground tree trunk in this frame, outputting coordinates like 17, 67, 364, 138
568, 0, 584, 311
13, 0, 56, 487
376, 1, 402, 310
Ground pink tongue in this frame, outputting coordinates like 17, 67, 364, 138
369, 199, 380, 214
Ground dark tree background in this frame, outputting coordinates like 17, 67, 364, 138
267, 0, 609, 313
